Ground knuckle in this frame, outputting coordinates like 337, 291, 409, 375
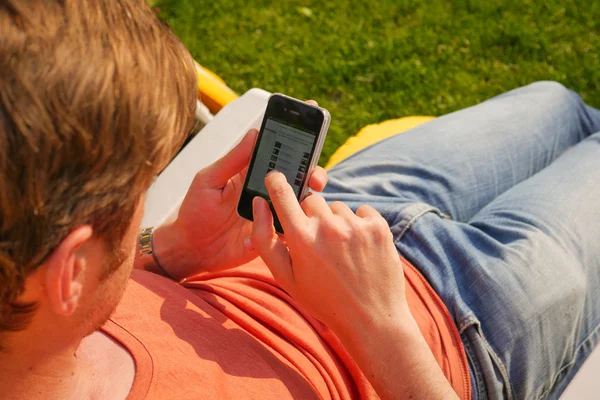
356, 204, 371, 215
301, 194, 319, 210
374, 213, 389, 228
269, 183, 289, 201
321, 218, 352, 242
330, 201, 346, 209
329, 201, 345, 214
333, 201, 355, 217
336, 228, 353, 243
252, 225, 270, 244
192, 168, 210, 185
369, 217, 391, 240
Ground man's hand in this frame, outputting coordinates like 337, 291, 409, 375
151, 129, 328, 281
250, 172, 459, 400
250, 170, 409, 336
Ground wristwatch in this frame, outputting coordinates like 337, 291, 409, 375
139, 227, 155, 256
138, 227, 174, 280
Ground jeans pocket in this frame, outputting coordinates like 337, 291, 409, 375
460, 318, 513, 400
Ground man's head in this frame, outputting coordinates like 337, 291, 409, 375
0, 0, 197, 349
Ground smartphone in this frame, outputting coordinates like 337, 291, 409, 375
237, 93, 330, 233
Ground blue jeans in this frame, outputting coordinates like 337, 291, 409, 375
322, 82, 600, 400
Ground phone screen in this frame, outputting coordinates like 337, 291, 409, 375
246, 117, 317, 197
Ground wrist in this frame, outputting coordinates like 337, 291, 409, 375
338, 305, 420, 353
134, 226, 178, 280
340, 310, 458, 400
148, 222, 194, 281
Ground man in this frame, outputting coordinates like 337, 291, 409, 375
0, 1, 598, 399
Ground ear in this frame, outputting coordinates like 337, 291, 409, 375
44, 225, 94, 316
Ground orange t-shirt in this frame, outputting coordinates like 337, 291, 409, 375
102, 257, 470, 399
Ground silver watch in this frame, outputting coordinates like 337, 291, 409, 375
139, 227, 155, 256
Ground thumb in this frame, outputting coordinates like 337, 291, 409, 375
201, 129, 258, 188
251, 197, 295, 289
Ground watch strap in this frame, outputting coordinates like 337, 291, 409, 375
139, 227, 154, 256
138, 227, 176, 281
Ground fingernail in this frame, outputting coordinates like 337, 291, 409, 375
244, 237, 254, 250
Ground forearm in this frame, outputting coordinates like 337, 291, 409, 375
336, 310, 459, 400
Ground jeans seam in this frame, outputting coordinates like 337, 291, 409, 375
462, 333, 485, 400
479, 330, 514, 400
394, 206, 446, 240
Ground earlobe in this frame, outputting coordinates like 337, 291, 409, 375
44, 226, 93, 316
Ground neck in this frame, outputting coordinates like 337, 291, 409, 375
0, 332, 90, 400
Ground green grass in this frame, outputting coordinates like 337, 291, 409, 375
154, 0, 600, 165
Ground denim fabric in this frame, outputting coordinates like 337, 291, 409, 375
321, 82, 600, 400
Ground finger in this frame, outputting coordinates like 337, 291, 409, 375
265, 171, 307, 230
355, 204, 381, 219
329, 201, 355, 218
251, 197, 295, 288
305, 100, 318, 107
307, 166, 328, 193
300, 193, 332, 218
222, 165, 249, 200
200, 129, 258, 188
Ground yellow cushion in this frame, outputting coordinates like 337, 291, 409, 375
325, 116, 436, 169
195, 62, 239, 114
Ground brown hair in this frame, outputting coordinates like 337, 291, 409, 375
0, 0, 197, 332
